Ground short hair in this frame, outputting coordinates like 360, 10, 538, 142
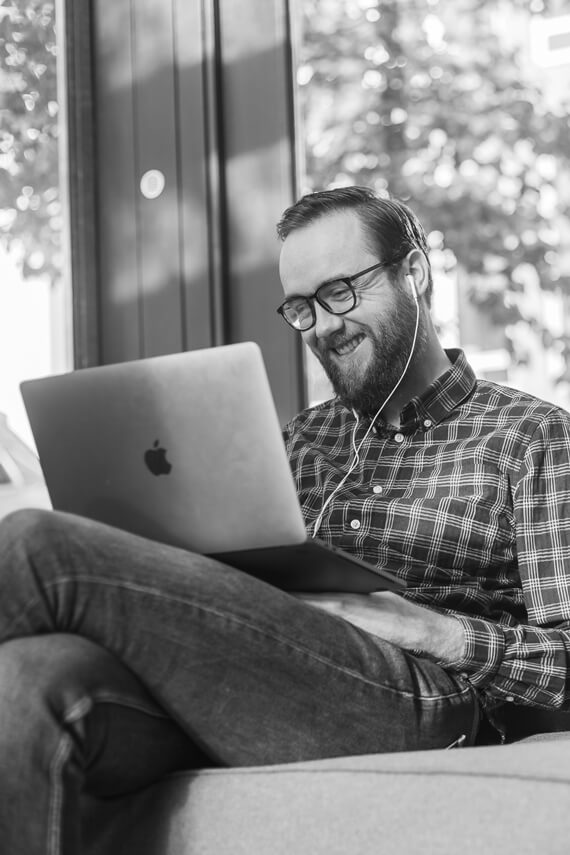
276, 187, 433, 303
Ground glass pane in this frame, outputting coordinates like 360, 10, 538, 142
294, 0, 570, 410
0, 0, 71, 513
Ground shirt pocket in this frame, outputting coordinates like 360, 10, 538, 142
333, 489, 514, 583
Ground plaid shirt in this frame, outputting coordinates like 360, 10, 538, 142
283, 349, 570, 714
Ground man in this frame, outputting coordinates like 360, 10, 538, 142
277, 188, 570, 729
1, 186, 570, 852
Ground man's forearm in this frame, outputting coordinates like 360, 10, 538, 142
416, 607, 467, 664
295, 591, 467, 665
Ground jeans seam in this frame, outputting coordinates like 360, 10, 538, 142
48, 734, 72, 855
466, 683, 482, 745
62, 696, 92, 723
63, 693, 168, 721
43, 576, 472, 703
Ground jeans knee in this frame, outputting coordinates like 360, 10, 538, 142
0, 636, 102, 791
0, 637, 61, 747
0, 507, 57, 552
0, 635, 172, 782
0, 634, 163, 716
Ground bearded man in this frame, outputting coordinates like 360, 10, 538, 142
2, 187, 570, 853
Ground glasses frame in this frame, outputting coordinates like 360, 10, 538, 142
276, 260, 389, 331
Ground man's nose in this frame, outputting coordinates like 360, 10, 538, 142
313, 301, 344, 340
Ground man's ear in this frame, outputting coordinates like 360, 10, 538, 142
404, 249, 430, 298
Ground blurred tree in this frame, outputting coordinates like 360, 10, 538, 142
298, 0, 570, 381
0, 0, 60, 281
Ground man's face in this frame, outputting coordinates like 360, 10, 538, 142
279, 211, 420, 416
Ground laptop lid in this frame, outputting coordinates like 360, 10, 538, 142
20, 342, 309, 554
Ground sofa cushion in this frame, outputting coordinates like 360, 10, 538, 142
84, 737, 570, 855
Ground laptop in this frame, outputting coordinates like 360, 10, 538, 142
20, 342, 405, 593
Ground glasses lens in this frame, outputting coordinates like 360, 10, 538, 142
281, 298, 314, 331
319, 280, 355, 313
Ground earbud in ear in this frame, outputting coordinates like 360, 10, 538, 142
406, 274, 416, 291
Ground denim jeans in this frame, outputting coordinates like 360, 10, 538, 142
0, 508, 479, 854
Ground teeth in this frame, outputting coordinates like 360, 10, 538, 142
335, 336, 362, 356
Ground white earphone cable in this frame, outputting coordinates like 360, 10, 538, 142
311, 276, 420, 538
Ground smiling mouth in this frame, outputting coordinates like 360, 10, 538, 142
332, 334, 365, 357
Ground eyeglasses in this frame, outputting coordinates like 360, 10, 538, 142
277, 261, 388, 332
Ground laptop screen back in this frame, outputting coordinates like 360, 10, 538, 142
21, 342, 308, 554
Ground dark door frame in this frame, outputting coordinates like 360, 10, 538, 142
59, 0, 305, 424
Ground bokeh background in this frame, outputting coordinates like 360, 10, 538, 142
294, 0, 570, 405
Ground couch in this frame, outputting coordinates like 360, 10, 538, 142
79, 732, 570, 855
5, 634, 570, 854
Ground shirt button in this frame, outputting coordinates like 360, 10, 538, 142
505, 695, 514, 702
423, 419, 432, 428
350, 519, 361, 530
394, 433, 404, 443
372, 485, 383, 494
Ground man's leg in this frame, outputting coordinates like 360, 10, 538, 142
0, 508, 479, 767
0, 633, 206, 855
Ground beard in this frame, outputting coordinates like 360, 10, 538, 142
315, 283, 423, 418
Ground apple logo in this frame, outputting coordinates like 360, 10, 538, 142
144, 439, 172, 476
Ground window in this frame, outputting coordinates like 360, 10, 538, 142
294, 0, 570, 409
0, 0, 72, 449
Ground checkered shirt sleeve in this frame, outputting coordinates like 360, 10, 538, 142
447, 411, 570, 709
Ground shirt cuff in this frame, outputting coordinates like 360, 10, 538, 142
443, 615, 506, 688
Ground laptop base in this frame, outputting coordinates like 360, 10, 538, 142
210, 540, 406, 594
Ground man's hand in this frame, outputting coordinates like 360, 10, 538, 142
294, 592, 466, 665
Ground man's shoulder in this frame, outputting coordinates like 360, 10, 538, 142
470, 375, 570, 431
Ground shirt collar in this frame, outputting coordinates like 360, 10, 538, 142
398, 348, 476, 432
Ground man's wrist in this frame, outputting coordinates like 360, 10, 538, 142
420, 610, 467, 664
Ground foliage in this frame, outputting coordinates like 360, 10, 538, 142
0, 0, 60, 281
298, 0, 570, 378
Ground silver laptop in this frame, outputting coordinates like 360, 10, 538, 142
20, 342, 405, 593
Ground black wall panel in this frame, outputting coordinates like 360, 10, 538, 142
64, 0, 304, 424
